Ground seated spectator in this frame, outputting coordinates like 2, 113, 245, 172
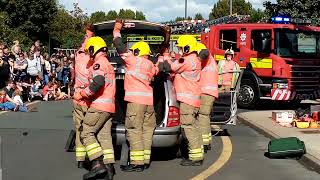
12, 89, 28, 112
43, 82, 55, 101
29, 77, 43, 100
0, 89, 27, 112
54, 82, 69, 101
4, 79, 16, 98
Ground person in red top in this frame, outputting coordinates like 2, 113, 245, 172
72, 24, 94, 169
196, 43, 219, 152
113, 20, 158, 172
74, 36, 116, 180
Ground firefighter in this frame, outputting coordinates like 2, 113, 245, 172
72, 24, 94, 169
74, 36, 116, 180
196, 43, 219, 152
163, 35, 204, 166
218, 49, 240, 92
113, 20, 157, 172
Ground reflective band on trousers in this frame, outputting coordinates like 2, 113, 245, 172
76, 152, 87, 157
126, 92, 153, 97
176, 93, 200, 100
201, 86, 218, 91
130, 150, 145, 161
144, 150, 151, 160
127, 71, 151, 82
92, 98, 114, 104
87, 146, 103, 156
76, 147, 86, 152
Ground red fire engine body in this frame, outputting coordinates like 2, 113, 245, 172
201, 23, 320, 108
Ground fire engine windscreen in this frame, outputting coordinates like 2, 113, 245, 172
276, 29, 320, 58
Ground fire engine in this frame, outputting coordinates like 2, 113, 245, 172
201, 16, 320, 108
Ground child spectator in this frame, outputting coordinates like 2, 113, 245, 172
54, 82, 69, 100
43, 81, 55, 101
0, 89, 26, 112
12, 89, 28, 112
30, 77, 43, 101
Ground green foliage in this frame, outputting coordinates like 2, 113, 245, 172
90, 11, 107, 23
49, 7, 83, 49
175, 17, 184, 22
209, 0, 252, 20
264, 0, 320, 25
250, 9, 266, 23
135, 11, 146, 20
106, 10, 118, 20
195, 13, 204, 20
118, 9, 136, 19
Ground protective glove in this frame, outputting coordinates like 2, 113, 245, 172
198, 49, 210, 61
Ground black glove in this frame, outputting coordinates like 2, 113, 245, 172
199, 49, 210, 61
163, 60, 172, 72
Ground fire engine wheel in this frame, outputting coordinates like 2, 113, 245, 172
237, 79, 258, 109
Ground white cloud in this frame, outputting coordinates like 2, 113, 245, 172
59, 0, 276, 22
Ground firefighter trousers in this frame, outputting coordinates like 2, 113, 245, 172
80, 107, 115, 164
180, 102, 204, 161
125, 103, 156, 165
72, 103, 88, 162
198, 94, 215, 146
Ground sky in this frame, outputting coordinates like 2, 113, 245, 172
58, 0, 276, 22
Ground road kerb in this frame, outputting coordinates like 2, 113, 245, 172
238, 114, 320, 174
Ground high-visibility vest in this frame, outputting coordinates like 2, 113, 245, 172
200, 54, 219, 98
218, 59, 240, 88
171, 53, 201, 107
73, 48, 92, 107
82, 54, 116, 113
120, 52, 158, 105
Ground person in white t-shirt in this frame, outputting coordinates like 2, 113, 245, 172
12, 89, 28, 112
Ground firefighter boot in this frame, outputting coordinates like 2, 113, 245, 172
83, 157, 107, 180
180, 159, 203, 166
104, 164, 115, 180
120, 164, 144, 172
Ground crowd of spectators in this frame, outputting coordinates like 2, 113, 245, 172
0, 40, 75, 112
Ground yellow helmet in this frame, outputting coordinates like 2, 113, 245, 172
176, 35, 197, 54
85, 36, 107, 57
196, 42, 207, 54
130, 41, 151, 57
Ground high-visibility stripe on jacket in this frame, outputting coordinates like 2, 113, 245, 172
119, 52, 158, 106
200, 54, 219, 98
81, 54, 116, 113
171, 53, 201, 107
218, 59, 240, 88
73, 49, 92, 107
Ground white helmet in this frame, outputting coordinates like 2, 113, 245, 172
225, 49, 234, 56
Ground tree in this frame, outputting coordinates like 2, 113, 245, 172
1, 0, 58, 44
90, 11, 107, 23
106, 10, 118, 20
135, 11, 146, 20
250, 9, 265, 23
264, 0, 320, 25
209, 0, 252, 20
195, 13, 204, 20
49, 7, 84, 49
175, 17, 184, 22
118, 9, 135, 19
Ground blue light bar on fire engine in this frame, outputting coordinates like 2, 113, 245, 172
271, 16, 292, 24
